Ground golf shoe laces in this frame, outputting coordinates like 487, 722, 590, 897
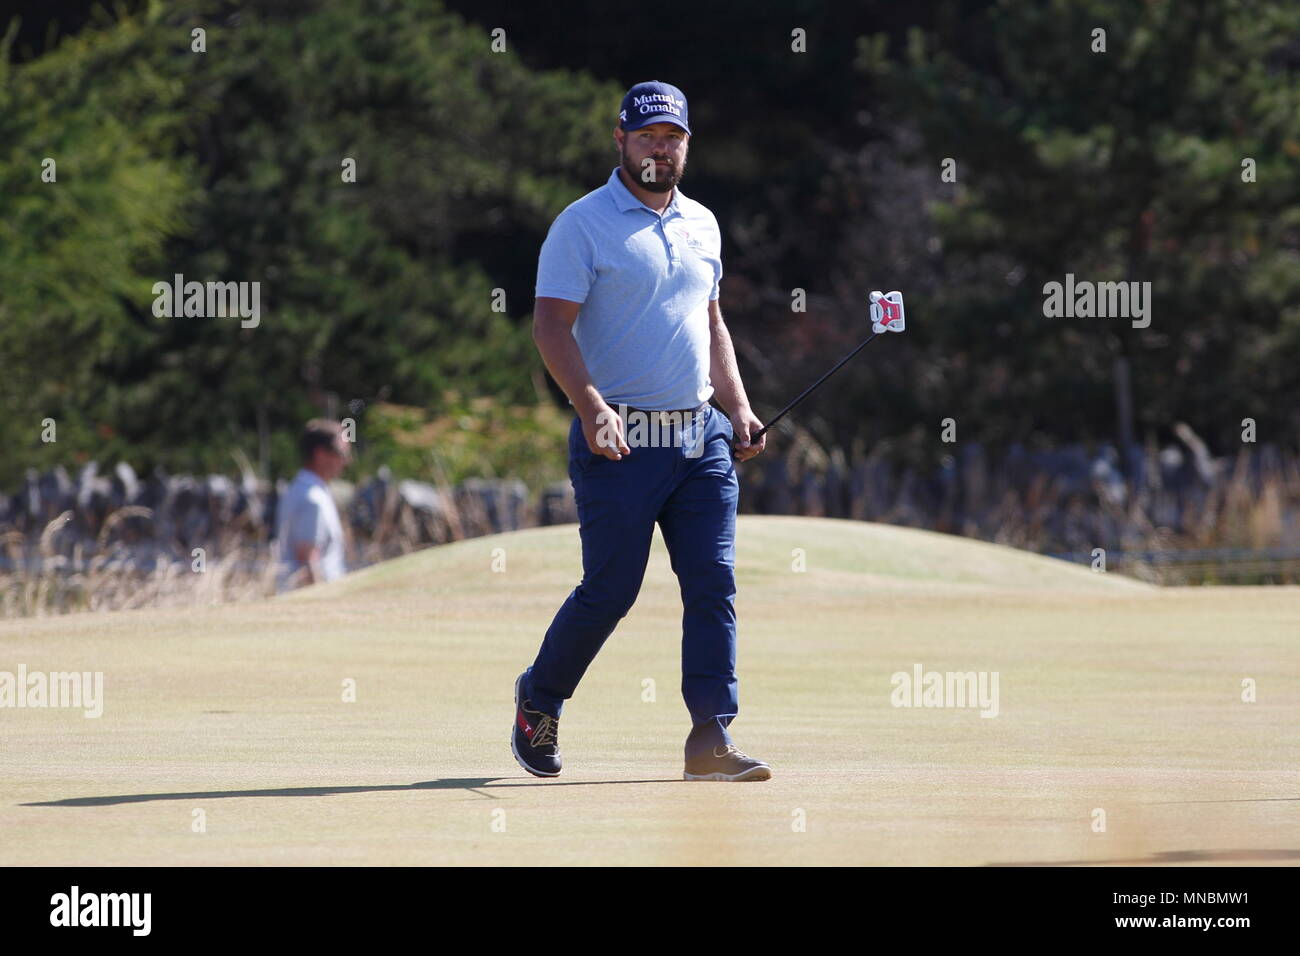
530, 712, 558, 748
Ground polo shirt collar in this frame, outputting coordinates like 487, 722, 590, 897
295, 468, 326, 489
607, 167, 684, 216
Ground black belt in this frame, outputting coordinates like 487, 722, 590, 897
618, 401, 709, 424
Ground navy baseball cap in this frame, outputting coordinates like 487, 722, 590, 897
619, 81, 691, 135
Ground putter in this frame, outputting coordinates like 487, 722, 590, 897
732, 291, 906, 454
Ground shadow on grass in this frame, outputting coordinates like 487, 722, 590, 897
21, 777, 683, 807
986, 848, 1300, 866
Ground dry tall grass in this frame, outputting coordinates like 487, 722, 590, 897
4, 442, 1299, 617
0, 513, 277, 618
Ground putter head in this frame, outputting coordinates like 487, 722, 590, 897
869, 290, 906, 333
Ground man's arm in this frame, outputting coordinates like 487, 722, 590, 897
285, 498, 326, 587
709, 299, 766, 461
708, 299, 752, 417
532, 297, 602, 418
292, 542, 325, 586
533, 297, 629, 459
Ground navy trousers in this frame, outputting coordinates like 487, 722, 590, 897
524, 404, 740, 759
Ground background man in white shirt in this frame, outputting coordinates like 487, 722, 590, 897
275, 419, 351, 592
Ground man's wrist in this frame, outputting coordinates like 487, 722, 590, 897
573, 387, 607, 419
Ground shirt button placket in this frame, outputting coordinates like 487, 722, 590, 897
661, 214, 679, 266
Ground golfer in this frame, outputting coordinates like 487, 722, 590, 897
511, 81, 771, 781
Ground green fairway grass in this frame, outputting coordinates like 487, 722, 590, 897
1, 516, 1296, 866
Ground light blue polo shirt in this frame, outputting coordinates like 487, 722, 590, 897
274, 468, 347, 592
535, 167, 723, 411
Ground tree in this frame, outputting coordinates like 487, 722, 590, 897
849, 0, 1300, 459
0, 0, 620, 485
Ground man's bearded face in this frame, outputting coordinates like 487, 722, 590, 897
620, 123, 688, 193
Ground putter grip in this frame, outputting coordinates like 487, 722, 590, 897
732, 423, 769, 457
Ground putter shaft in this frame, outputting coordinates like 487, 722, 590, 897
746, 329, 880, 444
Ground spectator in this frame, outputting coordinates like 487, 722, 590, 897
275, 419, 352, 592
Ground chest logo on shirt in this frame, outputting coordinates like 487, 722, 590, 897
675, 227, 706, 251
